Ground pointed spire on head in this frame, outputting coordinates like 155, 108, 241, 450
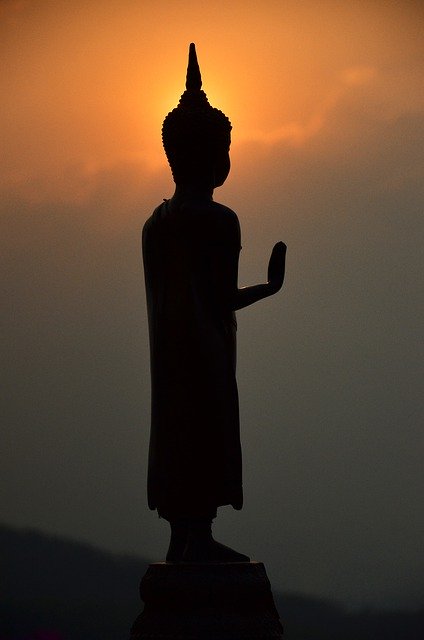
162, 43, 232, 184
186, 43, 202, 91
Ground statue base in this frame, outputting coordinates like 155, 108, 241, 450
130, 561, 283, 639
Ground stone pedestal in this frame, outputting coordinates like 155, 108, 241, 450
130, 561, 283, 639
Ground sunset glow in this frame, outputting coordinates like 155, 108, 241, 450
2, 0, 423, 205
2, 0, 423, 609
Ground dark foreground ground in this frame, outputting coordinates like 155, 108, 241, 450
1, 525, 422, 640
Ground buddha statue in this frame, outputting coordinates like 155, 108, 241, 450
142, 44, 286, 562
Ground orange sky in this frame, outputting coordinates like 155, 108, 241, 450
1, 0, 423, 204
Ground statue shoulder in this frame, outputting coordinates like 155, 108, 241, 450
142, 203, 165, 239
206, 202, 241, 247
210, 201, 238, 220
208, 201, 240, 230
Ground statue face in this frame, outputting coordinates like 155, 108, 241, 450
213, 148, 230, 188
170, 144, 230, 188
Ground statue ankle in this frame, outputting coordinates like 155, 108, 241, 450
186, 517, 213, 541
166, 519, 190, 562
170, 519, 189, 538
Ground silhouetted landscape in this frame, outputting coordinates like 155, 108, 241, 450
1, 524, 422, 639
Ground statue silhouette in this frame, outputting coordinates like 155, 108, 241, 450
142, 44, 286, 562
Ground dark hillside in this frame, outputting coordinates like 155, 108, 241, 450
0, 525, 145, 639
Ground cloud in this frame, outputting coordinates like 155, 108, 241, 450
238, 113, 325, 147
341, 66, 376, 86
0, 156, 170, 240
239, 68, 377, 147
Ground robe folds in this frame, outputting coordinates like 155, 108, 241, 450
142, 198, 243, 517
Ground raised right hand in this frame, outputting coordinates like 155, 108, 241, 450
267, 241, 286, 294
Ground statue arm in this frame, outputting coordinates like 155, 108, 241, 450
208, 209, 286, 312
233, 241, 286, 311
234, 283, 275, 311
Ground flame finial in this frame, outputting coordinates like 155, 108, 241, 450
186, 43, 202, 91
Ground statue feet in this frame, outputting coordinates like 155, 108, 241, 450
166, 518, 249, 563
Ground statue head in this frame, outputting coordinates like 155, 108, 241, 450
162, 44, 232, 188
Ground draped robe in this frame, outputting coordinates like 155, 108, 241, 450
142, 198, 243, 517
